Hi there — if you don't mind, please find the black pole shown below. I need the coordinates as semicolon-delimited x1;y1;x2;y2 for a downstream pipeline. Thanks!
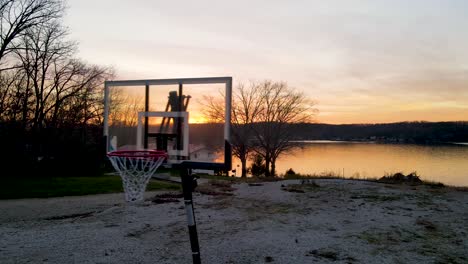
180;167;201;264
176;83;183;159
144;83;149;149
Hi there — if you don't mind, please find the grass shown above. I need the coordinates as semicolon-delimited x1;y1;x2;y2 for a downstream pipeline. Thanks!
283;171;342;179
198;170;373;183
195;180;236;196
282;171;450;189
282;171;376;182
196;173;282;183
282;181;320;193
0;175;180;199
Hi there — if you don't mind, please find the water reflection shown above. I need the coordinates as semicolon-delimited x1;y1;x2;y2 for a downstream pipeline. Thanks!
232;142;468;186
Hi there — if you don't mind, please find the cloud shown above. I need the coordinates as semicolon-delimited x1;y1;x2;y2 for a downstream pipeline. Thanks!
67;0;468;123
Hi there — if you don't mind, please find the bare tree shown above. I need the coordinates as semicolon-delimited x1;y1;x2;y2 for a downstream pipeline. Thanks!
5;19;111;132
0;0;63;67
0;0;114;176
202;83;263;177
202;81;315;177
252;81;315;176
232;83;263;177
108;89;145;127
0;68;26;121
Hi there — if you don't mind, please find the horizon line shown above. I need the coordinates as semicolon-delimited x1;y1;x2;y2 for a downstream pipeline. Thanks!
189;120;468;125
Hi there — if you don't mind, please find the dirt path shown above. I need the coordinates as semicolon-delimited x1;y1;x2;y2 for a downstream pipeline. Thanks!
1;179;467;263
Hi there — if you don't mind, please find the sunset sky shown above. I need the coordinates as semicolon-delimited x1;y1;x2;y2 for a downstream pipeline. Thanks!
65;0;468;124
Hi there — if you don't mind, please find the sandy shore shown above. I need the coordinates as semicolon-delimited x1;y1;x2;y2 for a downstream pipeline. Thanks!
1;179;467;264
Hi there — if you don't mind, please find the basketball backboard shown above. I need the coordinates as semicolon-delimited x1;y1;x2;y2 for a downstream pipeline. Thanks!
103;77;232;170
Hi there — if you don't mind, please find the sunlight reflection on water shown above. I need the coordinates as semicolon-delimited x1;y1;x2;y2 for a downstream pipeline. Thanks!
232;142;468;186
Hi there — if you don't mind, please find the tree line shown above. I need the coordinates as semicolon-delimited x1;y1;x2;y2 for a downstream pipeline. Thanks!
286;121;468;143
0;0;112;176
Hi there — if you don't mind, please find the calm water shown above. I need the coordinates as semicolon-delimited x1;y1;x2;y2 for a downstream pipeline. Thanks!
232;141;468;186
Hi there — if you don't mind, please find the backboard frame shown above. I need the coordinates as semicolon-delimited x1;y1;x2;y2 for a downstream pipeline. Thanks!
136;111;189;158
103;77;232;170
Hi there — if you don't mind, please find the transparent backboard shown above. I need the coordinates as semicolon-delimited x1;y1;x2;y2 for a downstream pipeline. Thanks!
103;77;232;170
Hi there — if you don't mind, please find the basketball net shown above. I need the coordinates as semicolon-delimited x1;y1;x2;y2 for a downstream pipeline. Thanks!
108;151;167;202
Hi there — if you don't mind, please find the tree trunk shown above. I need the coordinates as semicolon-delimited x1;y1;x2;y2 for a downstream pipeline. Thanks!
240;157;247;177
264;153;271;177
271;157;276;177
22;78;31;130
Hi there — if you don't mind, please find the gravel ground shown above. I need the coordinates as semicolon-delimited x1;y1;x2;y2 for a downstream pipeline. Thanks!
1;179;467;264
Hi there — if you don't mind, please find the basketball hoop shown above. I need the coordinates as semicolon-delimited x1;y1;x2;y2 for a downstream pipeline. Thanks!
107;150;168;202
104;77;233;264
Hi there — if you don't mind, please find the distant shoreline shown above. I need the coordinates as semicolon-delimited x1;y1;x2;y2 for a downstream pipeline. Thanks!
450;142;468;146
291;140;375;144
290;140;468;146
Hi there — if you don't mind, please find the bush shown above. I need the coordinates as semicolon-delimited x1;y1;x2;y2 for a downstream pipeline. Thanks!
0;123;106;177
249;155;266;177
285;168;296;175
378;171;423;184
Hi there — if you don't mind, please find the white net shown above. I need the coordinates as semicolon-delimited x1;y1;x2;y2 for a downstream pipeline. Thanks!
108;155;165;202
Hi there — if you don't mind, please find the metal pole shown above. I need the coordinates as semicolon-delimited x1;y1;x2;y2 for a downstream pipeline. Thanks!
144;83;150;149
176;83;183;159
103;82;110;151
224;78;233;172
180;168;201;264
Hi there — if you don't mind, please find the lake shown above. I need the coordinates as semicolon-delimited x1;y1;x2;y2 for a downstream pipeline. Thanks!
232;141;468;186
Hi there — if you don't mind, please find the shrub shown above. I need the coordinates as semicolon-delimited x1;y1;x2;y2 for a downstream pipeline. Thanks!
249;155;266;177
378;171;425;185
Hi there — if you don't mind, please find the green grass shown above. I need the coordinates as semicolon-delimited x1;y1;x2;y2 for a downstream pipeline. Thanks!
0;175;180;199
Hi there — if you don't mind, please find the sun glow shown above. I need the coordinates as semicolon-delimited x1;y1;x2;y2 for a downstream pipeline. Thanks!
189;115;208;124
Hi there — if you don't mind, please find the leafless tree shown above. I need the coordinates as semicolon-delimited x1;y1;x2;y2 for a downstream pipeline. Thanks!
0;0;114;175
108;89;145;127
0;0;63;68
0;68;26;121
202;81;314;177
0;19;111;132
253;81;315;176
202;83;263;177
